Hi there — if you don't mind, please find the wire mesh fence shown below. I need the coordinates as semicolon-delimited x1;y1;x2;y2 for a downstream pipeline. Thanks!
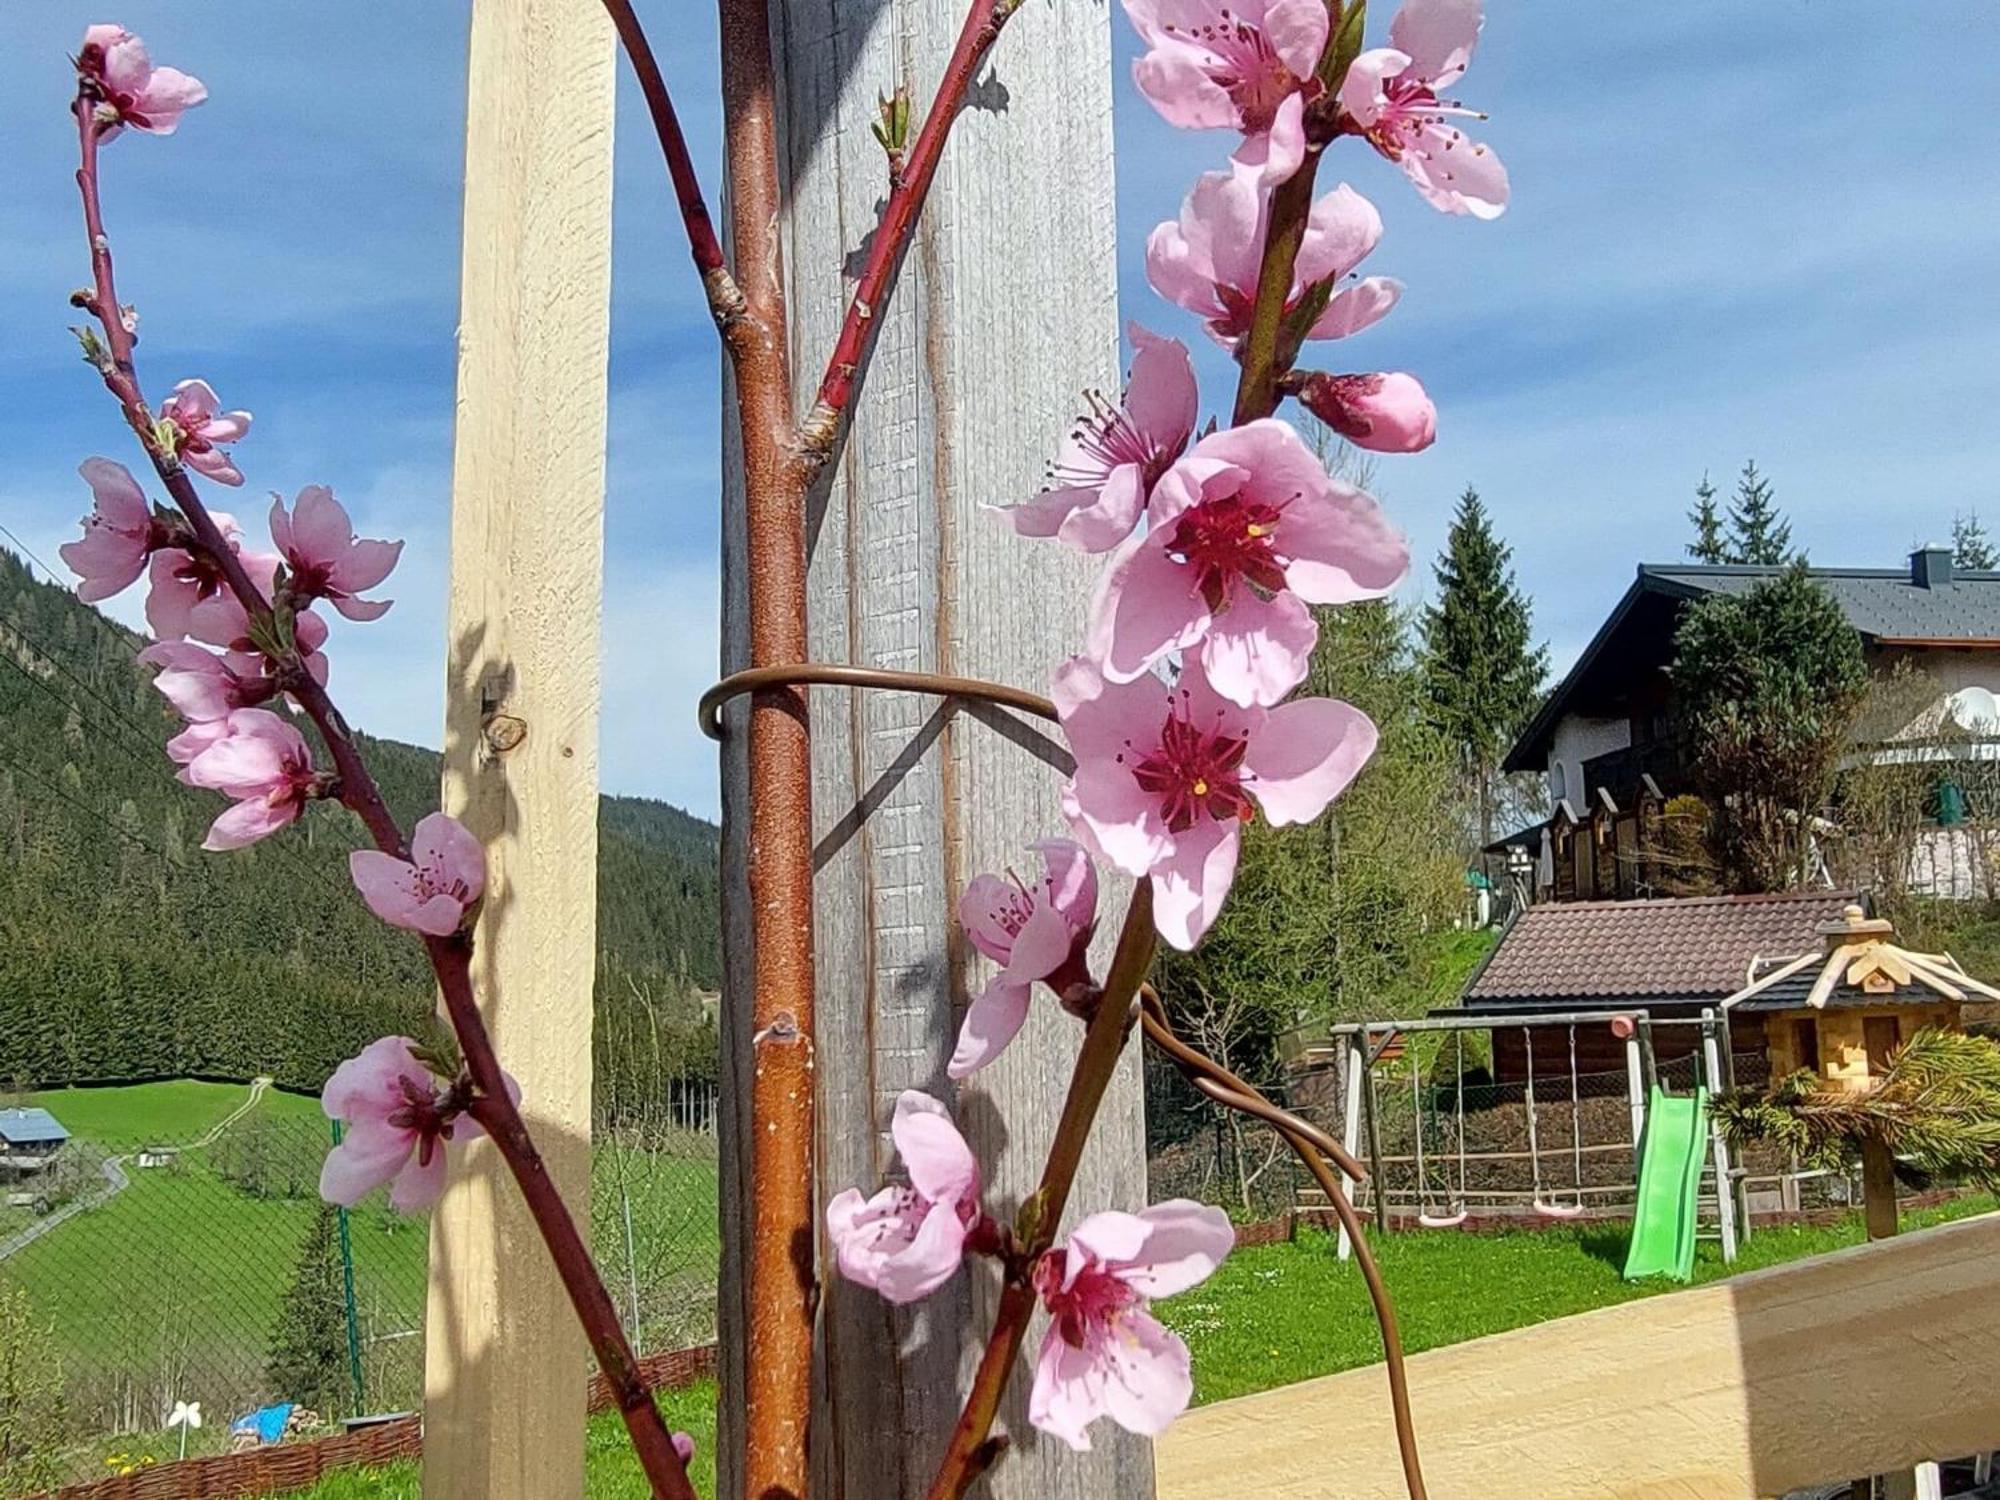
0;1081;718;1493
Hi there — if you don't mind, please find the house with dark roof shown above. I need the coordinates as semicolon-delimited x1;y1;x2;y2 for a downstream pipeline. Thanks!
1495;548;2000;904
0;1107;69;1175
1454;890;1861;1080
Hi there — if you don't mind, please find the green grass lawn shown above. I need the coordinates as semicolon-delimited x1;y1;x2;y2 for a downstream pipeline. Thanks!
261;1194;1998;1498
2;1079;721;1489
20;1079;306;1147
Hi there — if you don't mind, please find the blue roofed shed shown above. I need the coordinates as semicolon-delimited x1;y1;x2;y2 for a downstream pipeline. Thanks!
0;1107;70;1173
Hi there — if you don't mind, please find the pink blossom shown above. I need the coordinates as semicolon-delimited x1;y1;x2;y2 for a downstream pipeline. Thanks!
269;486;402;622
1055;654;1377;948
824;1091;986;1304
1088;419;1408;708
60;458;159;602
136;640;267;723
160;380;251;486
951;839;1099;1079
144;512;280;642
1147;166;1402;350
188;584;331;691
182;706;320;850
1003;326;1197;553
349;813;487;937
319;1037;507;1213
1028;1200;1233;1450
77;25;207;137
1338;0;1507;219
1294;371;1436;452
671;1434;695;1466
1124;0;1328;186
165;718;230;786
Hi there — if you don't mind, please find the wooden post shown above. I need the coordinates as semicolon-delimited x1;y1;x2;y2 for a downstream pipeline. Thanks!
1337;1033;1366;1262
426;1;616;1495
1861;1136;1901;1241
1701;1011;1737;1264
716;2;1147;1496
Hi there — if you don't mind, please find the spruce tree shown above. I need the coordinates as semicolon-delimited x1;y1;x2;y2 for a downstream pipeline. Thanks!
1725;459;1792;564
267;1201;352;1416
1419;488;1550;850
1686;473;1728;564
1953;512;1998;570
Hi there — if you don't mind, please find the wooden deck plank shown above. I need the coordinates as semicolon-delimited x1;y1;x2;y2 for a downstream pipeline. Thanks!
1160;1213;2000;1499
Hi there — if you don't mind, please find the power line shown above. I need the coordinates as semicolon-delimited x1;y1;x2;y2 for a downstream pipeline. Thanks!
0;521;63;584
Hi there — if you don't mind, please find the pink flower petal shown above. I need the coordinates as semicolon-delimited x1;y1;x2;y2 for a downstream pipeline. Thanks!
1087;529;1208;685
1097;1308;1194;1437
1244;696;1378;826
1199;587;1319;708
891;1091;978;1207
1149;816;1241;951
957;873;1025;964
948;978;1034;1080
1116;1199;1237;1296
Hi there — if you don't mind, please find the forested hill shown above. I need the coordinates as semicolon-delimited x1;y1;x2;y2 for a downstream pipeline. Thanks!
0;547;720;1098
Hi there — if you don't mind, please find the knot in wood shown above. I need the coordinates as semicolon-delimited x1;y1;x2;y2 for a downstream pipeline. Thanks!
482;713;529;754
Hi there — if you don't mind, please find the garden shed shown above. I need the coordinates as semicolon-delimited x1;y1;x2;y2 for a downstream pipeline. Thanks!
0;1106;69;1174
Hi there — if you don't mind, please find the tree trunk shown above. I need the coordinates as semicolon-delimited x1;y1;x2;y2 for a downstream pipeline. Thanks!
717;3;1150;1497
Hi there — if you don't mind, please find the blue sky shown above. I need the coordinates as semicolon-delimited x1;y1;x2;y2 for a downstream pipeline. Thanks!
4;4;1998;821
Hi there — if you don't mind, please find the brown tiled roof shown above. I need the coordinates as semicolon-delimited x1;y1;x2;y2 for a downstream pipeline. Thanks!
1463;892;1862;1003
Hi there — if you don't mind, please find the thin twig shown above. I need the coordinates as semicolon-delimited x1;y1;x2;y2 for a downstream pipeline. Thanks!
797;0;1024;467
598;0;750;332
71;89;694;1500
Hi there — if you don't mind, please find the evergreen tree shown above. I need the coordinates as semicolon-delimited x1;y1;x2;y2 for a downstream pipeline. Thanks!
1419;488;1549;850
267;1201;351;1415
1673;562;1866;891
1953;512;1998;570
1686;473;1728;564
1724;459;1792;565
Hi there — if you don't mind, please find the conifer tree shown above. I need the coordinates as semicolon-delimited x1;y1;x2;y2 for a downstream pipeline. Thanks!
1686;473;1728;564
1953;512;1998;570
267;1201;351;1415
1725;459;1792;564
1419;487;1549;850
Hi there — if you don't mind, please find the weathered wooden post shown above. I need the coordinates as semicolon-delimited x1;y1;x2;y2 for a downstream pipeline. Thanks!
426;0;617;1494
717;2;1151;1496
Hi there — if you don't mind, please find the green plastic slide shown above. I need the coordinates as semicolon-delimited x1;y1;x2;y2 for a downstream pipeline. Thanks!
1622;1084;1709;1282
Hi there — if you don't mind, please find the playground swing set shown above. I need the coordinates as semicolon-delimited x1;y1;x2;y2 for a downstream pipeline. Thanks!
1331;1008;1744;1279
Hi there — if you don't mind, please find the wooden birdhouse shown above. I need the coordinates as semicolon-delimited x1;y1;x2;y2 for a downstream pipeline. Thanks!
1723;904;2000;1091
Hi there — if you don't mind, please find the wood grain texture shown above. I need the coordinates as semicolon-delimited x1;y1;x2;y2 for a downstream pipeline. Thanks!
716;2;1149;1496
426;2;616;1495
1159;1211;2000;1499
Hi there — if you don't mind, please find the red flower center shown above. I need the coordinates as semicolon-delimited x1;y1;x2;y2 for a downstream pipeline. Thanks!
1127;692;1253;834
1164;491;1289;611
1162;14;1299;135
1033;1251;1139;1350
1051;389;1177;491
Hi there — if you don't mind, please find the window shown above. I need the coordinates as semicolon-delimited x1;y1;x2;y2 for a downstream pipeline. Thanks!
1549;762;1567;801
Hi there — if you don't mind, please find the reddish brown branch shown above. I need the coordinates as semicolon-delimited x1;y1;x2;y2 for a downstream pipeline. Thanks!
797;0;1023;466
73;88;694;1500
714;0;818;1493
599;0;753;338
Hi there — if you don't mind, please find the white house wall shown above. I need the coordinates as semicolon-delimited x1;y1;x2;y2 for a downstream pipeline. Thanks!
1545;715;1632;806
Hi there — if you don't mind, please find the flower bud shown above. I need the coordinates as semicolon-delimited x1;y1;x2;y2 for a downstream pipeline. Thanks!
1295;371;1436;453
